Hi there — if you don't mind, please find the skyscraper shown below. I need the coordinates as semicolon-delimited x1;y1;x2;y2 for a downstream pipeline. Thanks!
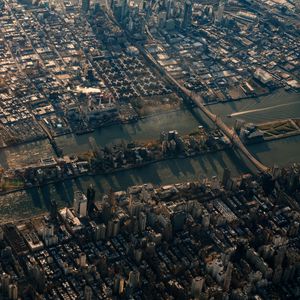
1;273;11;295
215;0;225;23
114;274;125;295
222;168;231;188
166;0;172;19
50;199;58;220
191;276;204;299
82;0;90;13
296;0;300;12
84;285;93;300
121;0;128;23
87;185;96;215
31;261;45;292
128;270;140;288
139;211;147;232
0;227;3;241
8;284;18;300
73;191;88;218
223;262;233;291
182;0;193;29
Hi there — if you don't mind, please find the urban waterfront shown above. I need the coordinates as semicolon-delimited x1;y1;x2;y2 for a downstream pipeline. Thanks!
1;0;300;298
0;90;299;223
1;89;299;168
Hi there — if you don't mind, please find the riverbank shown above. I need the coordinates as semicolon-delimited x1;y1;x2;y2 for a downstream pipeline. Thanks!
2;125;300;197
1;89;298;169
0;149;254;224
2;132;300;224
2;88;297;152
0;89;299;223
0;128;230;196
2;115;300;196
0;149;223;197
0;107;183;153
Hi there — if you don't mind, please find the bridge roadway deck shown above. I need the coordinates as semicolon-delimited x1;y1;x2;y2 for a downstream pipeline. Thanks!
189;91;269;173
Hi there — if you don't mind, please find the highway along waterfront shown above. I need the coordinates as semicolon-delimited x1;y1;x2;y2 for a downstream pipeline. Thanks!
0;89;299;222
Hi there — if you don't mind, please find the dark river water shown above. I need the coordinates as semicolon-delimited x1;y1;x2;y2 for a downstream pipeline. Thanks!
0;89;299;223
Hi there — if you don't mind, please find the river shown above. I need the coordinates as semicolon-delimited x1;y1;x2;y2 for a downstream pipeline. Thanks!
0;89;299;223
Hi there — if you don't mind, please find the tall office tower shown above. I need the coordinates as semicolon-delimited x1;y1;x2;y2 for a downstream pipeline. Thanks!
87;185;96;215
84;285;93;300
288;221;299;237
142;0;147;10
108;188;117;209
223;262;233;291
112;219;120;236
31;261;45;292
202;210;210;228
171;210;187;232
78;252;87;268
0;226;3;241
272;266;283;284
296;0;300;12
121;0;128;23
222;168;231;188
139;12;146;34
98;223;106;240
166;0;172;19
139;211;147;231
50;199;58;220
114;274;125;295
99;254;108;275
215;0;225;23
107;219;114;238
191;276;204;299
182;0;193;29
8;284;18;300
82;0;90;13
73;191;88;218
111;0;115;11
128;270;140;288
1;273;11;295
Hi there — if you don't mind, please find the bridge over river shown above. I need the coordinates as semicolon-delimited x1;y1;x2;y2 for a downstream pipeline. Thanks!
101;3;270;174
139;47;270;174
